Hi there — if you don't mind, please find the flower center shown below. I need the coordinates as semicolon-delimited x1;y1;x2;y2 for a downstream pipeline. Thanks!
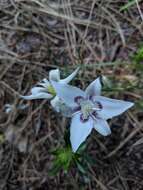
80;100;94;120
74;96;103;122
47;85;56;96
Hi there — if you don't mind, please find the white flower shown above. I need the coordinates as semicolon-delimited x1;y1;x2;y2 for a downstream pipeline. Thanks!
51;78;134;152
21;68;79;112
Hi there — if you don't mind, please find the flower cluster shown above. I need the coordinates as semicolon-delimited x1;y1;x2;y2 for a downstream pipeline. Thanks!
22;68;134;152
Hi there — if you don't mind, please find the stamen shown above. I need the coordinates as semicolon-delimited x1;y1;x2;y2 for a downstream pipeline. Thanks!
80;101;93;121
92;107;102;111
73;97;103;123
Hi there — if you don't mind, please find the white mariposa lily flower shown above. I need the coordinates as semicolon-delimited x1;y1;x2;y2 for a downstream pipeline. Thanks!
21;68;79;112
51;78;134;152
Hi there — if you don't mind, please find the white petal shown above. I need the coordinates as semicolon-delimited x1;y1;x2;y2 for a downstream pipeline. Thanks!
50;96;61;112
60;67;80;84
93;118;111;136
95;96;134;119
51;96;73;117
85;77;102;96
31;87;46;94
49;69;60;82
21;92;53;100
70;113;93;152
38;78;50;88
51;81;85;108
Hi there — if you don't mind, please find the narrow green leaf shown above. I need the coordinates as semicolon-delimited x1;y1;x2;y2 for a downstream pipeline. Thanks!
120;0;142;11
76;161;87;174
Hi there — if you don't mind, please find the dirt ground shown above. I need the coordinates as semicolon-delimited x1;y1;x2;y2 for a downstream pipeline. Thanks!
0;1;143;190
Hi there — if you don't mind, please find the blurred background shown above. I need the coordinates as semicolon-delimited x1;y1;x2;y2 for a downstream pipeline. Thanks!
0;0;143;189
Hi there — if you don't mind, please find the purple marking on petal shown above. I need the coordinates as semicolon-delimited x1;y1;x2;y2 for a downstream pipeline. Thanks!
80;114;89;123
91;97;103;110
89;95;96;103
89;95;93;101
74;96;84;105
97;102;103;109
73;106;81;112
92;111;97;118
91;111;102;120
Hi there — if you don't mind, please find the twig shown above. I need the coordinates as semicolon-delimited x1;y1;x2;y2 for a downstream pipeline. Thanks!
105;112;143;158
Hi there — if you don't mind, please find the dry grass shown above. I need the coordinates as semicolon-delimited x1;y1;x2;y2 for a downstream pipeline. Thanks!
0;0;143;189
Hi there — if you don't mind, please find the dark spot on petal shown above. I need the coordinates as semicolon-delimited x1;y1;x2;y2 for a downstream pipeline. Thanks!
73;106;81;112
97;102;103;109
89;95;96;103
89;95;93;101
92;111;97;117
74;96;84;105
80;114;89;123
89;96;103;110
